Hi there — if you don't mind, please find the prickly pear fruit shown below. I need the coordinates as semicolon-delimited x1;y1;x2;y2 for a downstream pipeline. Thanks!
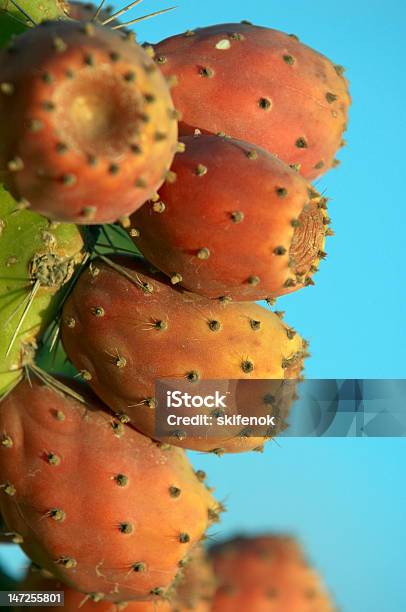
67;2;113;22
61;256;307;453
0;0;67;48
19;545;215;611
173;545;216;611
0;186;83;397
154;23;350;180
210;535;335;612
0;378;219;601
0;20;178;224
130;134;329;301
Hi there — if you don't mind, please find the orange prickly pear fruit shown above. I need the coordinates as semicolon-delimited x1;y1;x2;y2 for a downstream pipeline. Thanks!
0;378;219;602
211;535;335;611
61;256;307;453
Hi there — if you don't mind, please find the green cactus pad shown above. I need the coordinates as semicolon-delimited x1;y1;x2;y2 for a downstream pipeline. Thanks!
0;185;83;397
0;0;68;47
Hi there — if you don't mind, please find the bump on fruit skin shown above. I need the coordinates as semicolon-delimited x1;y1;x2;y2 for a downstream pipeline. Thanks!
0;20;178;223
61;256;307;453
0;186;83;397
154;23;351;180
130;135;329;301
210;535;335;612
0;378;218;601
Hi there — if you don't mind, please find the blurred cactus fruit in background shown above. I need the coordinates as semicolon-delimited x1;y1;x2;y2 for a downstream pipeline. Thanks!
130;134;330;301
0;20;178;223
18;545;215;611
66;1;124;31
0;186;83;397
210;535;335;611
154;22;351;180
61;256;307;453
67;2;114;22
0;377;221;601
172;544;216;611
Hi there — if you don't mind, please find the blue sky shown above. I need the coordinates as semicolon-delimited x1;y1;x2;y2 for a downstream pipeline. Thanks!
1;1;406;611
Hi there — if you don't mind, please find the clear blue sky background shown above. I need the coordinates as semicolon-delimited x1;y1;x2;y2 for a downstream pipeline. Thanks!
1;1;406;611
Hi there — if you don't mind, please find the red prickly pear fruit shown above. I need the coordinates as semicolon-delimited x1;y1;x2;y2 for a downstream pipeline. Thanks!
61;256;307;453
0;378;219;602
154;23;351;180
66;2;130;34
0;21;178;224
66;2;122;29
67;2;114;22
210;535;335;612
19;545;215;611
130;134;329;301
